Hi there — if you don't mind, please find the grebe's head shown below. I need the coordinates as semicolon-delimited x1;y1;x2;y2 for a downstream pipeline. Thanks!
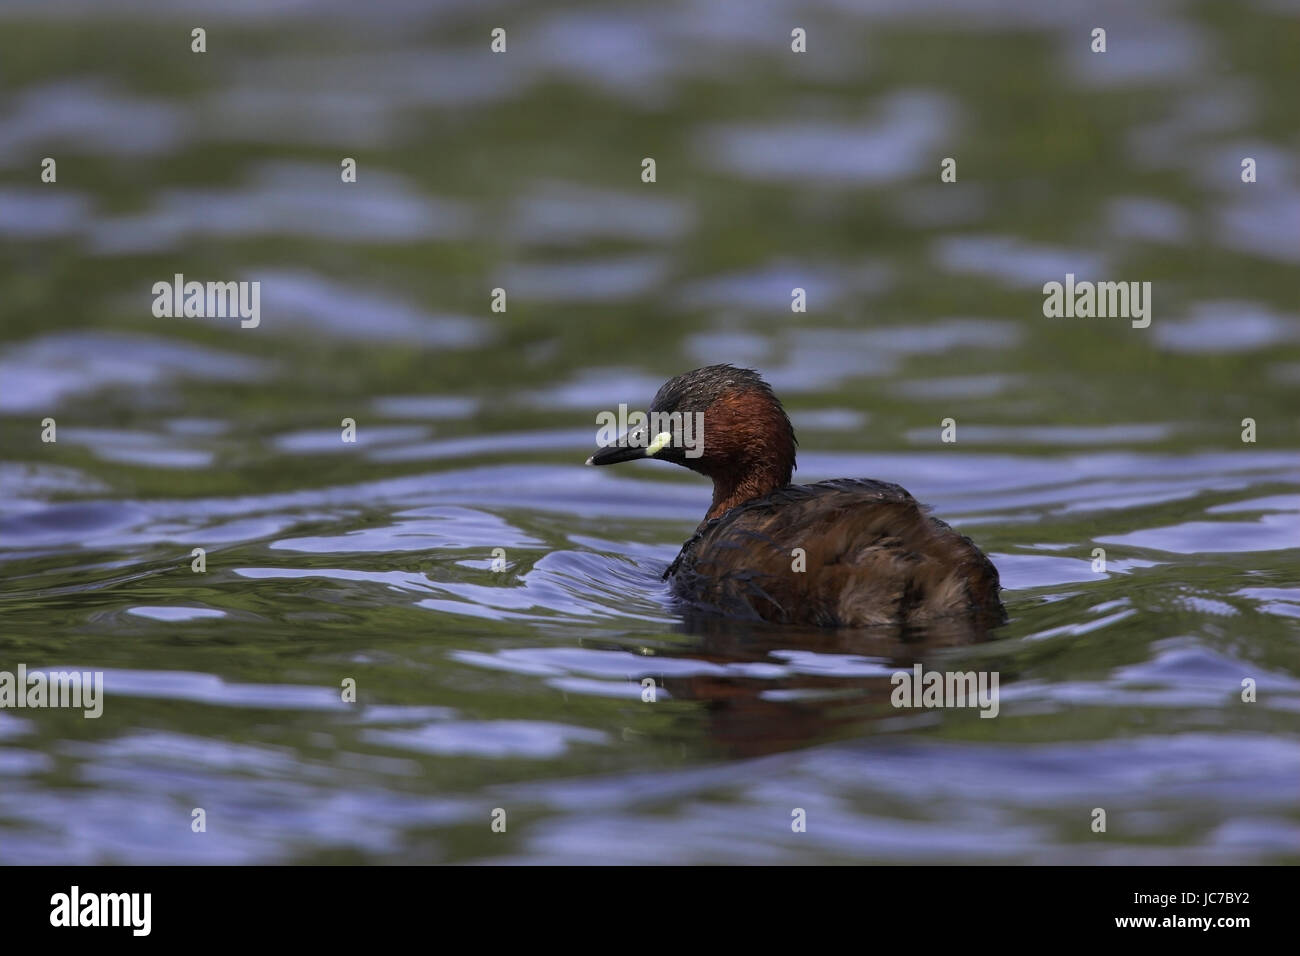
586;366;797;509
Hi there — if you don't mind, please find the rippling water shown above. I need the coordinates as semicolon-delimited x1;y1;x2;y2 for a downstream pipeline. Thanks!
1;0;1298;864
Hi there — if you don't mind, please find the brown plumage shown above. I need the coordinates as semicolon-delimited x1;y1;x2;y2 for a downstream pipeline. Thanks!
587;365;1003;628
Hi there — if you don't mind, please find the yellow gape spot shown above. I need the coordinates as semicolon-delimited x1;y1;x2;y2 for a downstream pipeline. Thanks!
645;431;672;456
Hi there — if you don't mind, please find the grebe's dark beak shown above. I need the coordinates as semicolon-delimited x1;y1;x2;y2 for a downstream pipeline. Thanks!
585;444;647;467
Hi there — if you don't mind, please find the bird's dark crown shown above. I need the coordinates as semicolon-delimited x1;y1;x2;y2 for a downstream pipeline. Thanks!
650;364;775;417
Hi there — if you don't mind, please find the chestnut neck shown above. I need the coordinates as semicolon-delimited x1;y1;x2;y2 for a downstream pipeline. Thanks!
705;460;790;524
695;387;796;524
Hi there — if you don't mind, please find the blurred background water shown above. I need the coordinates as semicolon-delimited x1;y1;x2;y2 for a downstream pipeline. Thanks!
1;0;1298;864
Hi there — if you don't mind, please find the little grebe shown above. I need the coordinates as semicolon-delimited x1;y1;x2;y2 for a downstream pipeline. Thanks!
587;365;1003;628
